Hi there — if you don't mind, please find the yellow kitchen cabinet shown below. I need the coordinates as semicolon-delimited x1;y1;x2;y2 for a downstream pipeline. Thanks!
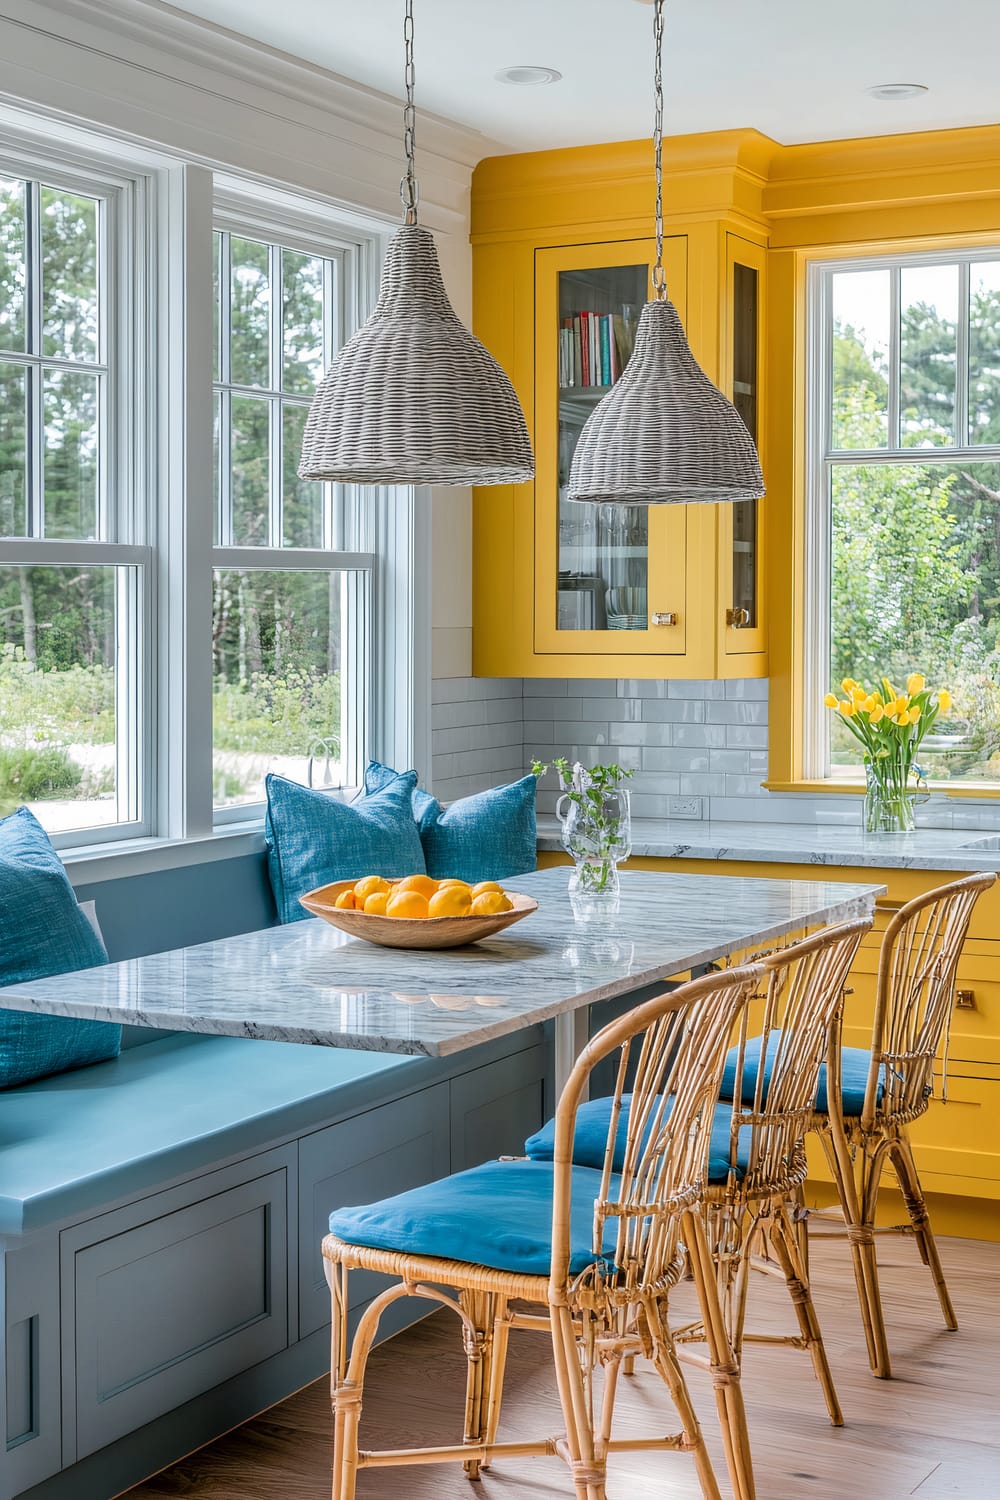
471;136;770;681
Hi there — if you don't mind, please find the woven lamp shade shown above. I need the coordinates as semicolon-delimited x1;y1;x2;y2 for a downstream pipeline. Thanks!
299;225;534;487
565;298;765;505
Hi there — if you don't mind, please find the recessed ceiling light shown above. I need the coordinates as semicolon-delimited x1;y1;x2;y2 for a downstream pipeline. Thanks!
867;82;929;101
495;65;563;86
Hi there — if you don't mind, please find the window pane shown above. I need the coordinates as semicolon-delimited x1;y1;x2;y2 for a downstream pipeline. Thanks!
43;369;99;539
0;363;26;536
41;186;99;363
231;394;270;545
282;250;324;394
282;403;323;547
230;236;270;388
831;269;889;448
969;261;1000;444
213;568;343;808
213;391;221;544
0;564;119;831
830;460;1000;782
0;178;26;353
900;263;958;446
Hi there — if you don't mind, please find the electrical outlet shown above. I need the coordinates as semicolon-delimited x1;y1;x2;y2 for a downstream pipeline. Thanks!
668;796;703;819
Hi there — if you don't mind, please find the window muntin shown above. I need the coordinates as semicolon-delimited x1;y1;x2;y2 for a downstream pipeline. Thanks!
813;251;1000;785
0;168;149;838
212;228;365;815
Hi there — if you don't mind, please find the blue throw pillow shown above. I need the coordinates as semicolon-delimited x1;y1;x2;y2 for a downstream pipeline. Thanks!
419;775;537;883
363;759;437;823
0;807;120;1089
264;771;427;924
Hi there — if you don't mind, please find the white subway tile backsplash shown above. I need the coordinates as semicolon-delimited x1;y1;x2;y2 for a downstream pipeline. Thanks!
725;724;768;749
608;722;674;747
638;698;706;723
644;746;710;773
667;679;726;699
705;700;768;725
710;749;752;774
724;679;769;700
672;723;728;748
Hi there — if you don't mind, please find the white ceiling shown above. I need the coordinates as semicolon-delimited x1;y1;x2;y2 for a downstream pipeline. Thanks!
165;0;1000;154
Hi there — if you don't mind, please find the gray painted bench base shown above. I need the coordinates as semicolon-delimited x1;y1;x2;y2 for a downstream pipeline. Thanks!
2;1029;549;1500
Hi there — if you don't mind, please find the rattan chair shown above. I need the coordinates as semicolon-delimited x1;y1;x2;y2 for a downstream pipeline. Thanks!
677;918;870;1430
322;963;763;1500
810;872;996;1379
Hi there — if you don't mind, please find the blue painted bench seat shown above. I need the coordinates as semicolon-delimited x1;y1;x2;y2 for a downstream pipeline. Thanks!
0;1032;419;1237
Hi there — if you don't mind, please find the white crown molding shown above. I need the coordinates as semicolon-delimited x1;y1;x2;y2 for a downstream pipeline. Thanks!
0;0;497;229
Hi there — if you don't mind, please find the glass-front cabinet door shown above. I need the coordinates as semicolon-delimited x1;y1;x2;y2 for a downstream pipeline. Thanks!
719;233;766;662
534;239;689;656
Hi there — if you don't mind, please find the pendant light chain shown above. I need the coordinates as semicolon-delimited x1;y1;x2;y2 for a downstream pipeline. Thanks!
400;0;419;224
652;0;667;300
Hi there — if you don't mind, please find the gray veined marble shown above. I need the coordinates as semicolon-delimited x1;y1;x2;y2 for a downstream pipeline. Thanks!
538;815;1000;873
0;869;883;1058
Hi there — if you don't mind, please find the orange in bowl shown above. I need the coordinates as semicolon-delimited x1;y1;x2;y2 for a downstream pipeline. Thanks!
354;874;390;903
395;873;439;899
386;889;429;920
334;889;357;910
362;890;390;916
428;884;472;918
471;880;502;897
469;889;513;916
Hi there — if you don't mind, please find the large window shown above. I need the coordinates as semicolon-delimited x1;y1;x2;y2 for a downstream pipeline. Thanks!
0;166;149;837
212;227;367;814
810;251;1000;785
0;138;383;850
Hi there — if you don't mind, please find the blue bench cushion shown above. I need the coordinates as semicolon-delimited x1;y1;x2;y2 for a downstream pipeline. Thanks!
364;760;537;883
330;1158;619;1277
0;1032;417;1236
524;1096;743;1182
265;770;426;923
719;1033;882;1116
1;806;120;1089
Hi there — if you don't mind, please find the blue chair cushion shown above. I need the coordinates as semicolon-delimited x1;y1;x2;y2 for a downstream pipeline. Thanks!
329;1158;620;1277
718;1033;883;1117
364;760;538;883
524;1095;743;1182
264;770;426;924
0;806;120;1089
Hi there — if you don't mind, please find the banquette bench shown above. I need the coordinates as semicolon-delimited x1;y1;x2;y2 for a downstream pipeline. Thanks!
1;1023;548;1500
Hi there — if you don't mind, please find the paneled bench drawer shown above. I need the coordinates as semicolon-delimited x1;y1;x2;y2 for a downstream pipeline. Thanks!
62;1148;292;1462
298;1084;451;1339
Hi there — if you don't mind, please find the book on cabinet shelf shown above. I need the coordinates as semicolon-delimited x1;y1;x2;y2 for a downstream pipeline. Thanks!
559;310;637;390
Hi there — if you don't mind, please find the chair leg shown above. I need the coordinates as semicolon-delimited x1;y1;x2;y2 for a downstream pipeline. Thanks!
459;1290;499;1479
818;1121;893;1379
482;1301;512;1456
644;1297;724;1500
769;1201;843;1427
889;1132;958;1332
550;1302;606;1500
683;1208;756;1500
330;1282;414;1500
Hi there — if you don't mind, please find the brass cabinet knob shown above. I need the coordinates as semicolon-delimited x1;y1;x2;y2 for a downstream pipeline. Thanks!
651;610;678;626
726;607;752;628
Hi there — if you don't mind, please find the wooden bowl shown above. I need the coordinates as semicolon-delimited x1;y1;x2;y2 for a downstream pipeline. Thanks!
299;879;538;950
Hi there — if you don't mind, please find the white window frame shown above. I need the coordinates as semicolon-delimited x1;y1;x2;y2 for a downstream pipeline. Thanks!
0;133;157;847
804;246;1000;783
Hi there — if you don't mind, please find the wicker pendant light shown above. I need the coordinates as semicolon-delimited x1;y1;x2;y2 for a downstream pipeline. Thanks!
299;1;533;487
566;0;764;505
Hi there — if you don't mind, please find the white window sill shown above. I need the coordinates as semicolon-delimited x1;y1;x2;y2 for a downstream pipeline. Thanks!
62;823;267;887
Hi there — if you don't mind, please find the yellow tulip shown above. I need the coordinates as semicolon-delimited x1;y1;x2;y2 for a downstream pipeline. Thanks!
907;673;926;694
841;678;856;695
883;678;898;702
839;700;857;718
895;713;910;727
908;705;921;723
823;692;838;708
869;702;885;724
938;689;953;714
863;694;879;712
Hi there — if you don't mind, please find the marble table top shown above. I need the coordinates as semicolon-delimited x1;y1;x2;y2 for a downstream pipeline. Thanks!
1;868;883;1058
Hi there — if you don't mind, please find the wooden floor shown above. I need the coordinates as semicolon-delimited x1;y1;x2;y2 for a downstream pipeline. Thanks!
128;1232;1000;1500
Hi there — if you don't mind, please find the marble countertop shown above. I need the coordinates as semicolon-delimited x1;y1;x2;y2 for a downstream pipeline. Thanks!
537;816;1000;873
1;868;882;1058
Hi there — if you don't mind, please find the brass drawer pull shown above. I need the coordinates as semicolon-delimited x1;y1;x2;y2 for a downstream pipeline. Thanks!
651;611;678;626
955;989;977;1011
726;606;751;628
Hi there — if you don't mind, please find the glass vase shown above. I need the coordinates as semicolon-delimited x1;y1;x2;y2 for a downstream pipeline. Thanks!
863;765;917;834
556;785;632;920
